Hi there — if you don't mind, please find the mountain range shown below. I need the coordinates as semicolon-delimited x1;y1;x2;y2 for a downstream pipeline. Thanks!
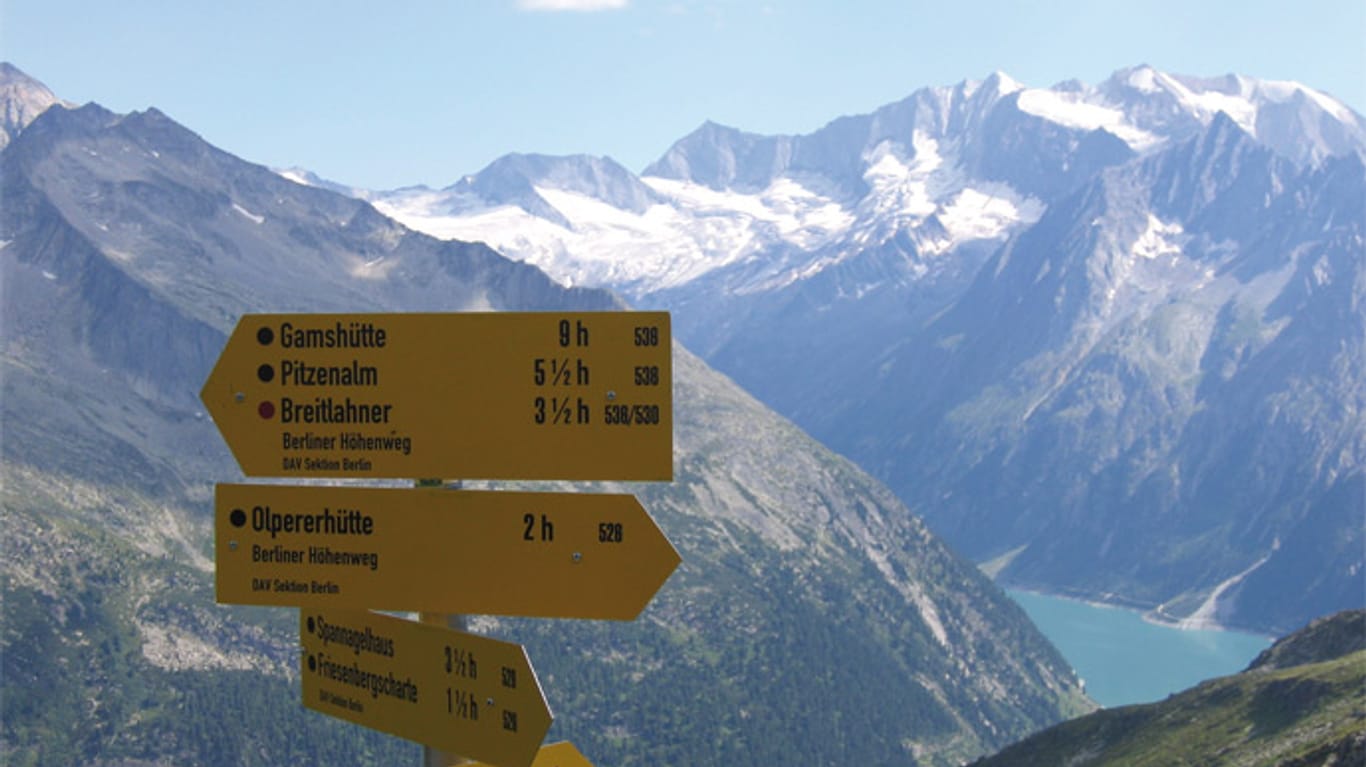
0;64;1090;766
348;65;1366;636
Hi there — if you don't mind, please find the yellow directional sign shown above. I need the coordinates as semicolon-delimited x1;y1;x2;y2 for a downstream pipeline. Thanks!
468;741;594;767
301;608;551;767
200;312;672;480
215;484;681;620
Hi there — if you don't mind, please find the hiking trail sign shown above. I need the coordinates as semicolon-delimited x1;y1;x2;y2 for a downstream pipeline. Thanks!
200;312;672;480
300;608;552;767
204;311;678;767
215;484;680;620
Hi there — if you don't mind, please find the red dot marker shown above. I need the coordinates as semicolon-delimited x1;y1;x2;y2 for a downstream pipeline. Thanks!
258;401;275;420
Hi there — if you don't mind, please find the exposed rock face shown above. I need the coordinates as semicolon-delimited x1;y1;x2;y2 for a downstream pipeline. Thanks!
1;67;1089;766
367;66;1365;634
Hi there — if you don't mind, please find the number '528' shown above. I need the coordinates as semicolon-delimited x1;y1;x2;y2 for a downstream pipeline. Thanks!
598;522;623;542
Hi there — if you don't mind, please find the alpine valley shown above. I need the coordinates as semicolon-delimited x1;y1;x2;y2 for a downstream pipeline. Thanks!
352;65;1366;637
0;63;1092;766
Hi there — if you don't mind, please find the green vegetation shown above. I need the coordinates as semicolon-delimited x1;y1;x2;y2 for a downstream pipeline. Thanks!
974;611;1366;766
1;97;1091;765
1;474;417;766
2;454;1084;766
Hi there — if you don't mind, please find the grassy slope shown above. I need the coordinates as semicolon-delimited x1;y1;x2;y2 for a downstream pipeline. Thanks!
975;648;1366;766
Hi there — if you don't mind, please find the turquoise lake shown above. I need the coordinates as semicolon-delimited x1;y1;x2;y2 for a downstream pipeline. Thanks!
1007;589;1273;708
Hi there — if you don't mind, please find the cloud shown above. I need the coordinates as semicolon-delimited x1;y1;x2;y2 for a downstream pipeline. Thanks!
517;0;628;11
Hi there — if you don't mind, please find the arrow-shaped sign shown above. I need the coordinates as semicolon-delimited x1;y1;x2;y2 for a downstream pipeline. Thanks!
301;608;551;767
216;484;681;620
200;312;672;480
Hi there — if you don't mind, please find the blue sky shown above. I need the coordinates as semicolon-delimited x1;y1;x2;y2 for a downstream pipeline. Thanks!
4;1;1362;189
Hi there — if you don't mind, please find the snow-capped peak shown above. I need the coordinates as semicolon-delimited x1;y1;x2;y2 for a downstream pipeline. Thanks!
1015;87;1163;151
1101;66;1365;165
1;62;74;149
273;166;371;199
982;70;1026;97
338;65;1360;305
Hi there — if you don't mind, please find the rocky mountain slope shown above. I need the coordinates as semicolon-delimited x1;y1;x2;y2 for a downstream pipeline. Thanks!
355;66;1366;635
0;65;1090;766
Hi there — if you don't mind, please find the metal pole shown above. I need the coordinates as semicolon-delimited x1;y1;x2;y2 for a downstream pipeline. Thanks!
417;480;472;767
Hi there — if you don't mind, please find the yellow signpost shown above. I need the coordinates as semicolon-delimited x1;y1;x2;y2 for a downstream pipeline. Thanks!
215;484;681;620
300;608;552;767
200;312;672;480
204;310;679;766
